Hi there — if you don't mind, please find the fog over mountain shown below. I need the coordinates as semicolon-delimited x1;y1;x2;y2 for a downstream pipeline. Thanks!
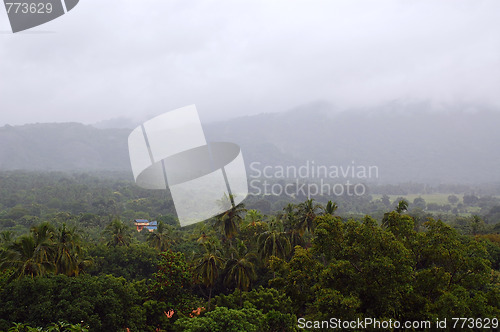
0;101;499;184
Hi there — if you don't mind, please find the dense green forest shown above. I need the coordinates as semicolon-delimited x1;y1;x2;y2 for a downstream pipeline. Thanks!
0;172;499;331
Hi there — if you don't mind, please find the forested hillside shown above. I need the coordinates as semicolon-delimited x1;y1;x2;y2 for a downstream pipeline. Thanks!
0;123;130;172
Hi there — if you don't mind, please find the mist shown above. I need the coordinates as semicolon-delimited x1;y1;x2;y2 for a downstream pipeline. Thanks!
1;0;500;126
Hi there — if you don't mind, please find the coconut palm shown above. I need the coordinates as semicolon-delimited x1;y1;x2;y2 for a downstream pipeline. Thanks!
0;230;14;248
258;221;291;262
283;203;296;219
296;199;322;235
192;222;216;244
280;203;305;248
30;222;56;262
194;242;225;308
104;218;131;247
323;200;338;215
395;200;409;214
282;203;297;231
215;196;246;240
287;228;305;250
0;222;88;278
0;234;54;278
147;221;173;251
53;224;83;276
224;241;257;293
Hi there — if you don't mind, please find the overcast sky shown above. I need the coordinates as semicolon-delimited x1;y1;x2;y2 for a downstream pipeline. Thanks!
0;0;499;126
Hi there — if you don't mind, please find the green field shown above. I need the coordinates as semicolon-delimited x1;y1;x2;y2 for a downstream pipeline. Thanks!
371;193;458;205
370;193;492;216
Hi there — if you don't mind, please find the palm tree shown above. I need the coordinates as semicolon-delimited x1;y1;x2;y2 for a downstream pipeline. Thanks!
215;196;246;240
194;242;225;308
395;200;409;214
282;203;297;231
0;231;14;248
282;203;296;222
323;200;338;215
258;221;291;262
53;224;83;276
296;199;322;235
224;241;257;294
193;223;216;244
147;221;173;251
0;234;54;278
30;222;56;263
103;218;131;246
280;204;305;248
0;222;88;278
287;227;305;249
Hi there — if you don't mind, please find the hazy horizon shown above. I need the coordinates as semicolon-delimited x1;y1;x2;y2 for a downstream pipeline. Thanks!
1;98;499;129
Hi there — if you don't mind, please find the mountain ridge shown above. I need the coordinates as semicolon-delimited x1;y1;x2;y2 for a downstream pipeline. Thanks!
1;103;499;184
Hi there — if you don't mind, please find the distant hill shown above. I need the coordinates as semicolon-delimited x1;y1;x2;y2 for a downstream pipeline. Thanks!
1;102;499;184
206;102;500;184
0;123;131;172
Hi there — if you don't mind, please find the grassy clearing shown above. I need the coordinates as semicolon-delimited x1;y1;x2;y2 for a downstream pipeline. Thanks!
371;193;458;205
370;194;487;216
